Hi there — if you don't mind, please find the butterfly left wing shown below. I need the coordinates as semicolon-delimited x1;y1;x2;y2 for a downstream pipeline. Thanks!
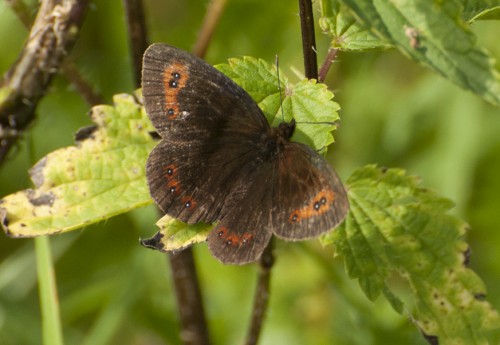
270;142;349;240
142;44;271;224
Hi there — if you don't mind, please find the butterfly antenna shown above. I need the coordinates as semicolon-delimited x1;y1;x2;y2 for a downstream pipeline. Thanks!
275;55;286;123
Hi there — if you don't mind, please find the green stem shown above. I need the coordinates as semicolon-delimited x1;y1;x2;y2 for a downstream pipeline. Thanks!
35;236;63;345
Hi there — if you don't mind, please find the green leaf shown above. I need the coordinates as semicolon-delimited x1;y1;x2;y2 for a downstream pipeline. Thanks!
216;56;341;151
319;1;392;50
140;215;212;252
0;93;156;237
463;0;500;21
323;165;500;344
321;0;500;106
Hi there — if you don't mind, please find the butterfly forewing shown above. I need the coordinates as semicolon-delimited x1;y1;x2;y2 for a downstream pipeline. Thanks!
142;44;268;138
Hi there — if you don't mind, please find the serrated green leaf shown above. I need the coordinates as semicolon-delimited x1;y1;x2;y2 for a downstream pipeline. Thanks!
216;56;286;107
216;57;340;151
322;0;500;105
463;0;500;21
319;0;392;50
323;165;500;344
0;93;156;237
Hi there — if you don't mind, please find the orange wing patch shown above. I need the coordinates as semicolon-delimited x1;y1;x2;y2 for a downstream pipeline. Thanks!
162;62;189;120
217;226;253;247
289;189;335;223
161;163;197;210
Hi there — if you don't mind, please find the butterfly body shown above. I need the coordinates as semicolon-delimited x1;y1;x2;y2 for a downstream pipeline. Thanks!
142;44;348;264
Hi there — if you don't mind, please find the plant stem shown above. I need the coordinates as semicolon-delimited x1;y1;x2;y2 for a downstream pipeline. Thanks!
60;62;104;106
123;0;149;88
192;0;228;58
245;239;275;345
35;236;63;345
168;248;211;345
298;0;318;79
318;47;339;83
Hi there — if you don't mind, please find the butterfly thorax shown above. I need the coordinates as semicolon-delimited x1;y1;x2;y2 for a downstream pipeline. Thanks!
257;120;296;162
277;119;296;139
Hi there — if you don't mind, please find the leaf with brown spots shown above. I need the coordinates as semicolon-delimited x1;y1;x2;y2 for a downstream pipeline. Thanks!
0;93;156;237
323;165;500;344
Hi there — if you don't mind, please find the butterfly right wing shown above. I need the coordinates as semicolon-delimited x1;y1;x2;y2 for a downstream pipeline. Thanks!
206;140;349;264
270;142;349;240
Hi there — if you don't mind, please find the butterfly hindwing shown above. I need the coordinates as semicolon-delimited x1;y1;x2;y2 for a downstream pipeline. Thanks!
207;159;276;264
206;142;348;264
271;142;349;239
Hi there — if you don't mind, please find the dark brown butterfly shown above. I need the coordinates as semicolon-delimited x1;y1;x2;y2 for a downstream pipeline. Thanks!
141;44;349;265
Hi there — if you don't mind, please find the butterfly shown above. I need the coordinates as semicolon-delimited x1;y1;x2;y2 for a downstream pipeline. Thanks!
141;44;349;265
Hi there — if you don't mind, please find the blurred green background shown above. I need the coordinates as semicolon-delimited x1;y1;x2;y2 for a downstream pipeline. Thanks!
0;1;499;344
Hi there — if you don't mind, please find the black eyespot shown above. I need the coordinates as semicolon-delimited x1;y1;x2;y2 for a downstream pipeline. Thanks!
226;240;232;245
169;80;178;88
169;186;176;193
314;202;320;210
172;72;181;79
218;231;224;237
167;108;175;116
166;168;174;175
292;214;298;222
320;197;327;204
185;201;191;208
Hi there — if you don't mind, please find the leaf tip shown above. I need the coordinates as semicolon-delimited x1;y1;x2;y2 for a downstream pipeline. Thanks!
74;125;98;142
0;205;10;235
140;232;165;251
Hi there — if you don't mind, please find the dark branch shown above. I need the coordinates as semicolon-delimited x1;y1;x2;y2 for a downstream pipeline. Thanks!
6;0;103;106
0;0;91;165
245;239;275;345
168;248;211;345
123;0;149;88
298;0;318;80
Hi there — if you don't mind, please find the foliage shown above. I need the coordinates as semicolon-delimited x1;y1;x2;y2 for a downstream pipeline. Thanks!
0;93;155;237
0;1;499;345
